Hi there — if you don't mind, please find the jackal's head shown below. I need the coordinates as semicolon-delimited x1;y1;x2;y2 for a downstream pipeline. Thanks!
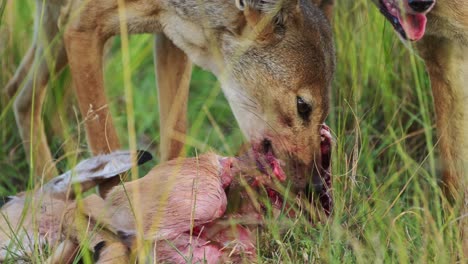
372;0;435;41
214;0;335;190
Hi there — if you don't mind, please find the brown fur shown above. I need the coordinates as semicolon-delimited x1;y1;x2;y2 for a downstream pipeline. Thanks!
5;0;335;196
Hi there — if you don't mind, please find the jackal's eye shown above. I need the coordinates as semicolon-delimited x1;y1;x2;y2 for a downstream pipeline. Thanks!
297;96;312;121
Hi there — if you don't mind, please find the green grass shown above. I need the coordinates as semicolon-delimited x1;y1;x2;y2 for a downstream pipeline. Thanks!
0;0;464;262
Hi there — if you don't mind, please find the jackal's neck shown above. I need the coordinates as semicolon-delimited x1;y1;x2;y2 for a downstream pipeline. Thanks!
159;0;243;74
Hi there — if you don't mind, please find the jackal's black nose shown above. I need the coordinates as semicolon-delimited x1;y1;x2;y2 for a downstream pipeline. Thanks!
408;0;435;13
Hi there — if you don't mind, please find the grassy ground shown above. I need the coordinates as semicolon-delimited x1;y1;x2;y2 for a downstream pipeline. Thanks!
0;0;464;262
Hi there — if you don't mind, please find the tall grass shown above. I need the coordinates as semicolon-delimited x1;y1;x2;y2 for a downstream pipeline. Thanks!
0;0;463;262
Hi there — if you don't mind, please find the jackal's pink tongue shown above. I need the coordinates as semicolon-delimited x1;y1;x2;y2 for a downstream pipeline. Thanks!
400;13;427;41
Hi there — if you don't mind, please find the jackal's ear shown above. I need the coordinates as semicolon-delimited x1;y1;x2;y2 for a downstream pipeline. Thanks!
235;0;300;43
44;150;153;198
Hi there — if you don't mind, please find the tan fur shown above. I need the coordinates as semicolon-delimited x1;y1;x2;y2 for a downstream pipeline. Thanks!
5;0;335;194
155;35;192;162
415;1;468;257
375;0;468;257
4;1;68;178
414;1;468;199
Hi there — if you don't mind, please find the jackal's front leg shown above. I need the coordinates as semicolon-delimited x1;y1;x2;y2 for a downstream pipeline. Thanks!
5;0;71;179
421;41;468;202
64;30;121;196
155;34;192;161
430;81;468;258
419;38;468;258
64;31;120;155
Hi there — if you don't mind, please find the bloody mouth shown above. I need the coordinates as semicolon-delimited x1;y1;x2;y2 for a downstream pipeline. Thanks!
378;0;428;41
252;124;334;216
253;139;287;182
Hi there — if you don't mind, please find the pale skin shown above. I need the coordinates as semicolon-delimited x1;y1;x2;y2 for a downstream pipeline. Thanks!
0;151;286;263
5;0;335;197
